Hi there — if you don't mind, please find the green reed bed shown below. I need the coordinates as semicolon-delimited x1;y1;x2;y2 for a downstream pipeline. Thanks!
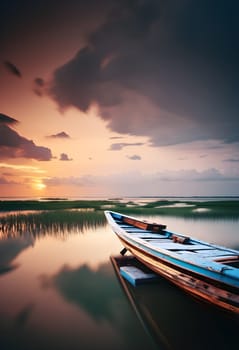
0;210;106;238
1;200;239;238
0;200;120;212
115;200;239;219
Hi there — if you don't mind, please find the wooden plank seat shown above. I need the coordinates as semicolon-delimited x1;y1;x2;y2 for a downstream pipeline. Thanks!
123;216;166;232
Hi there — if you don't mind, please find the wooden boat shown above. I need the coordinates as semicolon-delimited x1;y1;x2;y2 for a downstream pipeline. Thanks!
111;255;239;350
105;211;239;314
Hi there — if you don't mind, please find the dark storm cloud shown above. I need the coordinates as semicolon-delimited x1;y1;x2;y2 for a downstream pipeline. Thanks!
3;61;22;77
109;142;144;151
47;131;70;139
0;113;19;125
0;124;52;161
0;0;112;53
48;0;239;146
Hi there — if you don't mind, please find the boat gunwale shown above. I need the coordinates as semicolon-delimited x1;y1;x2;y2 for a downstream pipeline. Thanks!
105;210;239;288
116;232;239;295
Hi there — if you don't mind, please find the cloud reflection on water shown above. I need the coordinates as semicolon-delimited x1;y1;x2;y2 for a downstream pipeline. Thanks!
40;257;239;350
41;262;123;321
39;260;154;350
0;235;34;275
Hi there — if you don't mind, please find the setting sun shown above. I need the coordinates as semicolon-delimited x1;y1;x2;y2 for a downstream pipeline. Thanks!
1;0;239;199
34;182;46;191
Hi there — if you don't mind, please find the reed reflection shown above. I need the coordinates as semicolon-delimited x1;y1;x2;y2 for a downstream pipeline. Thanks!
0;210;106;238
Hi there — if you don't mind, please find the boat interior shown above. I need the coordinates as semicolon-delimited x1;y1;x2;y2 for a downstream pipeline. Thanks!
112;213;239;267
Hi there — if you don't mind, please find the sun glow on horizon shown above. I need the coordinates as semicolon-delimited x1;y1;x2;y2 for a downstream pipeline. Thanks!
34;182;46;191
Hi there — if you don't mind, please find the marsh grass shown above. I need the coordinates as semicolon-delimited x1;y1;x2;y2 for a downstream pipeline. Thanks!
0;200;118;212
0;200;239;239
1;199;239;217
131;200;239;219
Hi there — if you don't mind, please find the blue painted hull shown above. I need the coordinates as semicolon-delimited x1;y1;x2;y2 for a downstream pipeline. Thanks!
105;211;239;314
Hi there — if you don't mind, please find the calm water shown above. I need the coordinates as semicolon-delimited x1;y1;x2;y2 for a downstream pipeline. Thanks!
0;213;239;350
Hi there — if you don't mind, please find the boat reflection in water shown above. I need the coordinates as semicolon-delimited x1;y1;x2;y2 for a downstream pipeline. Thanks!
111;255;239;350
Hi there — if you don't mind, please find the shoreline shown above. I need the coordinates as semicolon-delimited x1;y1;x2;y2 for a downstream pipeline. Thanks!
0;199;239;219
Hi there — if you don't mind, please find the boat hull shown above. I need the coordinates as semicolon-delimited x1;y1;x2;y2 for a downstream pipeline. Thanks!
105;210;239;314
111;255;239;350
117;234;239;314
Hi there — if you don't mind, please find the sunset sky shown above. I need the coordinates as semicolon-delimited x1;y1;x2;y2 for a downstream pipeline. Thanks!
1;0;239;198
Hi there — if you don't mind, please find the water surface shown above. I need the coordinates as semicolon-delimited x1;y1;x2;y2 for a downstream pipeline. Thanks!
0;213;239;350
